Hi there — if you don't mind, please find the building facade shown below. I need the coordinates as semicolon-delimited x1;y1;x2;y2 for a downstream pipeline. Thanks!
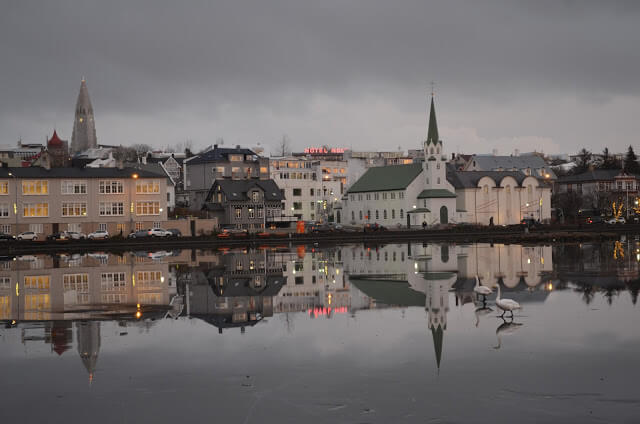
270;156;345;221
183;145;270;209
202;179;285;230
0;167;169;236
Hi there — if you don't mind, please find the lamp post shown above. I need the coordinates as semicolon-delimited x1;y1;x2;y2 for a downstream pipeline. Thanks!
130;173;139;233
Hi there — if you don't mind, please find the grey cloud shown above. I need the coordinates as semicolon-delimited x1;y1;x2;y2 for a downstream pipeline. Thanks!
1;0;639;153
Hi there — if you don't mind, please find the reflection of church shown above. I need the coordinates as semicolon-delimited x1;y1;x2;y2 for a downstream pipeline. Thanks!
77;321;101;384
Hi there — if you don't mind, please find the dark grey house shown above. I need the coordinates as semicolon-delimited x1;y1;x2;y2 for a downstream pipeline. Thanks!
183;145;270;209
202;179;286;230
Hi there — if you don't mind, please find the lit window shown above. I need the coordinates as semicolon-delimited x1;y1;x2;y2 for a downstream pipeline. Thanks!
62;202;87;217
135;201;160;216
23;203;49;217
136;181;160;194
22;180;48;195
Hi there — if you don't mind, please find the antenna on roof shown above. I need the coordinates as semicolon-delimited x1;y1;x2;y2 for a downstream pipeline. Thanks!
430;81;435;97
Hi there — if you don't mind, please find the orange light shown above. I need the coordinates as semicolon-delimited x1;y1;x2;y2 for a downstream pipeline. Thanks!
135;310;142;319
132;173;139;179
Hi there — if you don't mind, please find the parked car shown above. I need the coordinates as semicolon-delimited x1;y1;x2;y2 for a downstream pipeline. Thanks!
363;223;387;232
67;231;86;240
47;231;70;241
605;217;626;225
167;228;182;237
148;228;172;237
520;217;542;228
0;233;15;241
17;231;38;241
221;226;248;235
585;215;604;224
87;230;109;240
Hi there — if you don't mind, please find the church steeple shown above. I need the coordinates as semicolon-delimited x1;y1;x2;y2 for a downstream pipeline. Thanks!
426;95;439;146
71;79;97;153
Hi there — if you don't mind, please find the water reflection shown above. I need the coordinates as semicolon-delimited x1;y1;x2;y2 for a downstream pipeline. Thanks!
1;239;639;384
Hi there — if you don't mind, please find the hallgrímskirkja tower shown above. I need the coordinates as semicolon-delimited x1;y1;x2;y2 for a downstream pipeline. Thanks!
71;79;97;153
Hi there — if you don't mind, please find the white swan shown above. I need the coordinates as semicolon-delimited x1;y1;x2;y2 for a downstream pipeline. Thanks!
495;284;521;318
473;275;492;301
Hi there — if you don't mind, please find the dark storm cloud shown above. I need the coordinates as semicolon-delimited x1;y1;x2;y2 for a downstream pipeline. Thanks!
1;0;639;153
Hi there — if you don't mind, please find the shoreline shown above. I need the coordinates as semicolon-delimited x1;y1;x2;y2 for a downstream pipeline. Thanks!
1;224;639;255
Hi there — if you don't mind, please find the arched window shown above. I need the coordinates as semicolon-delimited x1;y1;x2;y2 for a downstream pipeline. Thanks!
430;147;434;154
383;210;387;219
440;205;448;224
400;209;404;219
437;177;440;184
384;252;388;261
391;209;395;219
351;211;355;220
436;146;440;154
359;210;363;220
375;210;379;219
392;251;397;261
367;210;371;220
441;244;449;263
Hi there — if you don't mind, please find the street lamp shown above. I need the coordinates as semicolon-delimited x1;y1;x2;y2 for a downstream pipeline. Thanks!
129;173;139;232
8;172;18;235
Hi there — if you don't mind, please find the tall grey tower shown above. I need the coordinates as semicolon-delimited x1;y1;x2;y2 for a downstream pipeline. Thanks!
71;79;97;153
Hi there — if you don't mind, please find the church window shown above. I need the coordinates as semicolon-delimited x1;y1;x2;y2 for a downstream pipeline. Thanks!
430;147;434;154
351;211;355;221
383;210;387;219
375;210;379;219
437;163;440;169
483;185;489;194
400;209;404;219
391;209;395;219
367;210;371;220
359;211;363;220
437;177;440;184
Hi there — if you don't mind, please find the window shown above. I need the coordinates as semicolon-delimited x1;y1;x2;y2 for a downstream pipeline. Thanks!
216;166;225;175
101;272;127;291
99;180;124;194
22;180;48;195
23;203;49;217
367;210;371;220
383;210;387;219
136;181;160;194
29;224;43;233
99;202;124;216
235;207;242;219
293;188;302;196
293;202;302;210
260;166;268;174
0;276;10;289
257;207;263;218
63;274;89;303
374;193;379;200
390;192;395;199
375;210;379;219
382;193;387;200
400;209;404;219
248;208;255;218
366;194;371;200
0;204;8;217
137;271;163;288
359;211;363;220
24;275;50;289
136;201;160;215
437;177;440;184
252;191;259;202
61;180;87;195
399;192;404;199
62;202;87;217
310;202;315;210
229;154;243;161
0;181;8;195
391;209;395;219
351;211;355;220
98;223;107;231
0;224;10;233
310;188;314;196
135;222;144;230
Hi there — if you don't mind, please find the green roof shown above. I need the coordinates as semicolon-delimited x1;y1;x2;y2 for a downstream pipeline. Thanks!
417;189;456;198
427;96;439;145
408;207;431;213
347;163;423;193
349;279;425;306
422;272;456;280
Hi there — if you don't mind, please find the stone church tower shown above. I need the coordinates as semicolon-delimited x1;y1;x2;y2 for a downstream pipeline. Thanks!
71;79;97;153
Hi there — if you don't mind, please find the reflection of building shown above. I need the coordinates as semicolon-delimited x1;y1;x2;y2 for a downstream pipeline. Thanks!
77;321;100;383
184;251;285;333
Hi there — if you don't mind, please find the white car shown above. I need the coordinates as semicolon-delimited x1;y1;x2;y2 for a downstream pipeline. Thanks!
88;230;109;240
148;228;171;237
67;231;86;240
606;217;626;225
17;231;38;241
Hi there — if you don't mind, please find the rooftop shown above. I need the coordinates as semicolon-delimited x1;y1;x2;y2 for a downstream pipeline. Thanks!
0;166;166;179
347;163;423;193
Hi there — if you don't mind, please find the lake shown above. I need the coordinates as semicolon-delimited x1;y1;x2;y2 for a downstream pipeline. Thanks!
1;240;639;423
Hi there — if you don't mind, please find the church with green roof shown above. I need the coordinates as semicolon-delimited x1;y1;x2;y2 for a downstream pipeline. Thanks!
343;95;459;228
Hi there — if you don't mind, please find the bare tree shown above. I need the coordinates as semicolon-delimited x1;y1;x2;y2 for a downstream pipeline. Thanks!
131;143;152;154
278;134;291;156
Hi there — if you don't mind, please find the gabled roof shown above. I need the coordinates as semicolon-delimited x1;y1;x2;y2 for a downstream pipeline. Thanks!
0;166;166;179
206;179;283;202
467;154;555;178
557;169;637;183
417;189;456;198
426;96;439;145
48;130;65;147
347;163;423;193
187;146;257;165
446;165;529;189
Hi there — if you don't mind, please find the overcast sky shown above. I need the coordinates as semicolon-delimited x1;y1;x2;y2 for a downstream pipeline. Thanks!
1;0;639;155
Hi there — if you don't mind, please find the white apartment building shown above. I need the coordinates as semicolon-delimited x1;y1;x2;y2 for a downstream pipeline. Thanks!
270;157;345;222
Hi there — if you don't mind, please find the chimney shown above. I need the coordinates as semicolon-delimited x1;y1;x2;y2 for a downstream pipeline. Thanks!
214;144;218;149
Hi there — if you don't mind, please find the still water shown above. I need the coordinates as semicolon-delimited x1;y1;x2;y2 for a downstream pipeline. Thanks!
1;240;639;423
